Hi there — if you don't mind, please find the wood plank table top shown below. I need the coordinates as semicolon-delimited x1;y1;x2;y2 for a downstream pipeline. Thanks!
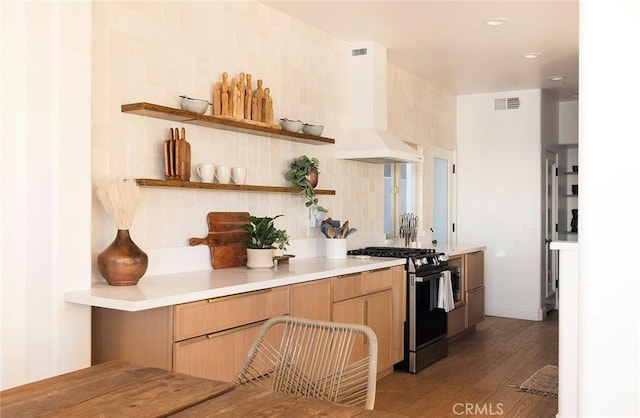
170;384;402;417
0;361;403;417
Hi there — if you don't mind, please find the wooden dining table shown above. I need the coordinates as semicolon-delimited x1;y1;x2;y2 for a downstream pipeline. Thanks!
0;360;402;417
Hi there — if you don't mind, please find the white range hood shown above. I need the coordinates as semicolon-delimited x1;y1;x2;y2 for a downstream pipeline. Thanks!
335;42;424;164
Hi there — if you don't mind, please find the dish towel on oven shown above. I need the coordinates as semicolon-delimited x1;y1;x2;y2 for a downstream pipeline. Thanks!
437;270;455;312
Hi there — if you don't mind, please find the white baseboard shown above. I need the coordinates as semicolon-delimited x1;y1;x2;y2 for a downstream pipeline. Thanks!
485;306;543;321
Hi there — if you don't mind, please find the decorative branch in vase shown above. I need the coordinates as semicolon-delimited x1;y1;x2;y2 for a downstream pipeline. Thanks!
96;179;148;286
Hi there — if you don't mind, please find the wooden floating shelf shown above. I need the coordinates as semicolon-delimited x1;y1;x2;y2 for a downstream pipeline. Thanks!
122;102;335;145
135;179;336;195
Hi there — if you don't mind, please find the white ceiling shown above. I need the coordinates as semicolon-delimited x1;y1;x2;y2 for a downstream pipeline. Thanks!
262;0;579;101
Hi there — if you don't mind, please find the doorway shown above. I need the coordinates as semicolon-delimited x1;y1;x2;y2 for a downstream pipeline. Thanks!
544;151;559;314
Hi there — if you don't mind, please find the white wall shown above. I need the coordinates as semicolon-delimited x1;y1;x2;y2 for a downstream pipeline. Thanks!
559;101;579;145
457;89;544;321
89;2;457;275
1;2;92;389
578;1;640;416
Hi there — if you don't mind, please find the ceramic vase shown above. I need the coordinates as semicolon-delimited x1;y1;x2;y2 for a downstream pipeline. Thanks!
97;229;148;286
246;248;274;269
309;168;319;188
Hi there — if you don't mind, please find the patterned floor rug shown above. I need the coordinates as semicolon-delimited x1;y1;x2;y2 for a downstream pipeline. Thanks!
518;365;558;398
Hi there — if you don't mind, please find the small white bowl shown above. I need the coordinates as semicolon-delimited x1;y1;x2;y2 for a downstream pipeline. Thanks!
303;124;324;136
280;118;303;133
179;96;211;114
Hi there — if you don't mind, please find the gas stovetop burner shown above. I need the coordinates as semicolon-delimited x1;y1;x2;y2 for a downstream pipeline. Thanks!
348;246;437;258
348;246;447;274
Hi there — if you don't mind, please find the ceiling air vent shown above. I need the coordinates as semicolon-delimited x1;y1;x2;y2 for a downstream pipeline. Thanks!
352;48;368;56
494;97;521;111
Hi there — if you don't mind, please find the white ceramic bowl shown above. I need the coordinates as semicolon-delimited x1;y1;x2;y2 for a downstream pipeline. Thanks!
280;118;303;133
303;124;324;136
180;96;211;114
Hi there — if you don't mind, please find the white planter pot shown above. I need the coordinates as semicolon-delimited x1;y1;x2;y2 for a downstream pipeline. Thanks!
246;248;274;269
325;238;347;259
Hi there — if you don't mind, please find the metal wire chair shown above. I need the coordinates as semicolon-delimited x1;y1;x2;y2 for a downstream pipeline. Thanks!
234;316;378;410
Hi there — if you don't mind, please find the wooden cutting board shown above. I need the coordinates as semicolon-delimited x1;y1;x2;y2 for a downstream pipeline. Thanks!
189;212;249;269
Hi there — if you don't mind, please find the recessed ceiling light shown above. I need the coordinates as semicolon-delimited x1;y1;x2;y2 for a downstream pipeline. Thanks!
484;18;509;26
523;52;542;59
546;75;566;81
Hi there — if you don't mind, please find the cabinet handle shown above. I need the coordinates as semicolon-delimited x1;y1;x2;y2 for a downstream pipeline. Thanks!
207;288;272;303
337;273;360;280
364;300;368;325
206;320;266;339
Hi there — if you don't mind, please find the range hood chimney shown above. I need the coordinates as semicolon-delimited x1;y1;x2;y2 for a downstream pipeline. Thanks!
335;42;424;164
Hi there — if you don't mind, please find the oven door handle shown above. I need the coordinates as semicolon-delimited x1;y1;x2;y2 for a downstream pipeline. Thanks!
415;274;441;283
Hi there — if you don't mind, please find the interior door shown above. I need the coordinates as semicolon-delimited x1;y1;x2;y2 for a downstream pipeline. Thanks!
544;151;559;312
432;147;456;248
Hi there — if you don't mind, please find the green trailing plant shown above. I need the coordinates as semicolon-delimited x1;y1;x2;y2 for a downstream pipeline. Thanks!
240;214;290;250
285;155;328;213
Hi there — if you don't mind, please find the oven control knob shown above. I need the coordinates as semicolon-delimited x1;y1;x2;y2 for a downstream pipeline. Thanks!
415;258;422;267
422;257;429;265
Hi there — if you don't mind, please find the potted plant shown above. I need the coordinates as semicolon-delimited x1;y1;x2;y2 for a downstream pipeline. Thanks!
240;214;290;269
285;155;328;226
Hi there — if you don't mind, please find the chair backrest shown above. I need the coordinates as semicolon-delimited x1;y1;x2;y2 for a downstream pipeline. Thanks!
235;316;378;410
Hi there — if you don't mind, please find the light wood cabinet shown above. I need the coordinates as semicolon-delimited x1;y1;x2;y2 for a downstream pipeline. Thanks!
92;306;173;370
171;286;290;381
365;290;393;373
174;287;290;341
391;265;406;364
446;251;485;338
290;279;331;321
92;266;403;383
174;321;264;381
465;251;484;292
331;273;364;302
467;286;485;328
447;305;466;337
93;286;290;382
332;297;367;362
330;268;395;376
465;251;485;328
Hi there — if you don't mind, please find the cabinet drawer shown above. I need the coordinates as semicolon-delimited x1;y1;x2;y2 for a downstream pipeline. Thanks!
466;251;484;290
466;286;485;328
363;268;392;294
174;320;264;382
447;304;466;338
332;273;364;302
173;286;290;341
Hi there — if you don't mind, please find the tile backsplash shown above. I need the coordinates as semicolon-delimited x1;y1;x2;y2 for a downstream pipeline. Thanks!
91;1;456;280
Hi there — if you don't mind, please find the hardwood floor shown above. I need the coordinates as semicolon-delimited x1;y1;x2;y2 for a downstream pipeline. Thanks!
375;311;558;417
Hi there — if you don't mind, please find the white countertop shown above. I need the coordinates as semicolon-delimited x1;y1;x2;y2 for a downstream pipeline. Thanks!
439;244;487;257
550;241;578;251
64;256;405;312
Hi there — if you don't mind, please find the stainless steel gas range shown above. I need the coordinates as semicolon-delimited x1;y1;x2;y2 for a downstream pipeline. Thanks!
348;247;460;373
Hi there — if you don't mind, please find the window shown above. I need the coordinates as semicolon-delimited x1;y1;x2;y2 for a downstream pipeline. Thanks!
384;163;416;237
